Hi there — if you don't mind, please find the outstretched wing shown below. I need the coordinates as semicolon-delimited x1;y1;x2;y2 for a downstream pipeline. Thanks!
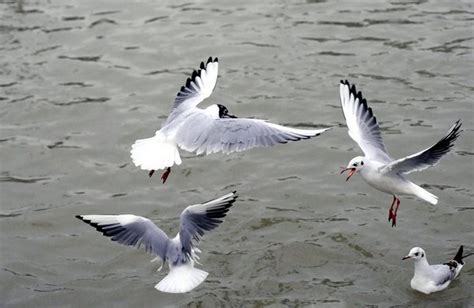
179;191;238;257
76;215;170;262
175;112;331;155
339;80;392;163
172;57;219;110
382;120;462;174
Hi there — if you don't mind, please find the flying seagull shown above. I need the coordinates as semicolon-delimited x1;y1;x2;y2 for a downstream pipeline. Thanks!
403;246;473;294
76;191;238;293
339;80;462;226
131;57;330;183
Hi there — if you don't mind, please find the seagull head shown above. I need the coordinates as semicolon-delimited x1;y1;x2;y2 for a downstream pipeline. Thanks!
340;156;365;181
204;104;237;119
217;104;237;119
403;247;426;261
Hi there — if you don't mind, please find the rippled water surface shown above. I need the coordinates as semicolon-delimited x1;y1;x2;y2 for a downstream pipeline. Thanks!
1;0;473;306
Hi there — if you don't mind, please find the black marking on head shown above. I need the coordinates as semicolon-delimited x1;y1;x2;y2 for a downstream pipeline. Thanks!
217;104;229;118
421;252;424;258
361;161;364;166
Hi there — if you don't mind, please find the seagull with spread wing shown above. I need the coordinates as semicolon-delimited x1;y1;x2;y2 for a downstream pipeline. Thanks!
339;80;462;226
403;246;472;294
131;57;331;183
76;191;238;293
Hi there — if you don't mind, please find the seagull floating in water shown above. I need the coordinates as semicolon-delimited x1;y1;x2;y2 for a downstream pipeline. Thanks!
339;80;462;226
131;57;330;183
403;246;473;294
76;191;238;293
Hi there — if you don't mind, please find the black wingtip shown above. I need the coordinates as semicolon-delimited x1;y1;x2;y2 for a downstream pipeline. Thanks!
454;245;464;263
340;79;350;86
453;119;463;133
200;61;205;69
214;57;218;62
350;84;357;96
207;56;213;64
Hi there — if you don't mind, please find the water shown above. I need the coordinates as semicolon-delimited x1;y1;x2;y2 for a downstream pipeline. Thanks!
1;0;473;306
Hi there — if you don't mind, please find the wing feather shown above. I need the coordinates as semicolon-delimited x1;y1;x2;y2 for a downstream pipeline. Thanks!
76;215;170;262
382;120;462;174
179;192;238;258
175;112;330;155
172;57;219;110
340;80;392;163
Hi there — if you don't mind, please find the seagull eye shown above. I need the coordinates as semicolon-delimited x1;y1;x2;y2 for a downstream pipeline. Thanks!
414;252;419;257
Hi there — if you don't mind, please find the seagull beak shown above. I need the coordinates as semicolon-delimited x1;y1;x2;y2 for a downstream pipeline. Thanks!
402;256;411;260
226;113;237;119
340;168;356;181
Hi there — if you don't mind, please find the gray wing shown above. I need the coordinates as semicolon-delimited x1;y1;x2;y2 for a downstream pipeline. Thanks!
172;57;218;111
175;112;330;155
179;191;238;258
429;264;456;286
76;215;170;262
382;120;462;174
340;80;392;163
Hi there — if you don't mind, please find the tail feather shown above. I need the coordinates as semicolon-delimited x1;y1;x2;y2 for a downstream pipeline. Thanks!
410;183;438;205
130;134;182;171
155;262;208;293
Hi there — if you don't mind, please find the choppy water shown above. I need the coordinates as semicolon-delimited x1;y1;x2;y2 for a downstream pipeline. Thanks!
1;0;473;306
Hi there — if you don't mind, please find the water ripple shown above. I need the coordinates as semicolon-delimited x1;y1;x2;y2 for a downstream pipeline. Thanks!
52;97;109;106
58;55;102;62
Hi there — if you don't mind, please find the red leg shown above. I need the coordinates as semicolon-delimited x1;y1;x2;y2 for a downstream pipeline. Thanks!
389;197;400;227
161;167;171;184
148;170;155;178
388;196;396;223
391;197;400;227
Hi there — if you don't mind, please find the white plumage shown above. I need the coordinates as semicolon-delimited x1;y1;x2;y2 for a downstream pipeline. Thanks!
131;57;330;182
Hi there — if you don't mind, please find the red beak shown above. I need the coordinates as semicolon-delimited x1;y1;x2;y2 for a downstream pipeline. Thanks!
402;256;411;260
340;168;356;181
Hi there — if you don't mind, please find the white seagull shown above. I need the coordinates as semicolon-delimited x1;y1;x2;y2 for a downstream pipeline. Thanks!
403;246;473;294
76;191;238;293
339;80;462;226
131;57;330;183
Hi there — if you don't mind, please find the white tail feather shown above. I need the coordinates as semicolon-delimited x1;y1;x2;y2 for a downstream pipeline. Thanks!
411;183;438;205
155;262;208;293
130;134;182;171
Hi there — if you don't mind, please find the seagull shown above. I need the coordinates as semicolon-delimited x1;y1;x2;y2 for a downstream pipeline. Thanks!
339;80;462;227
131;57;331;183
76;191;238;293
402;246;473;294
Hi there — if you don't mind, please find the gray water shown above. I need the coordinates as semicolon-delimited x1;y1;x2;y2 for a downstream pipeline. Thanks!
1;0;473;307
